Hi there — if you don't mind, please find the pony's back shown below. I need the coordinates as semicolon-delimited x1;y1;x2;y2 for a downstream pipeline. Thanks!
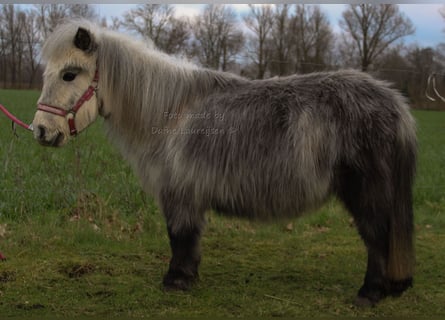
166;70;415;220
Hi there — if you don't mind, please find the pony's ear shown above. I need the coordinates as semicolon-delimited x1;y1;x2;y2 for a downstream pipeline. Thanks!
74;27;96;53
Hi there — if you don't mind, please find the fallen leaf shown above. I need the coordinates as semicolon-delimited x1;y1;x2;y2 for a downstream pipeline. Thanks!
285;222;293;231
0;224;8;238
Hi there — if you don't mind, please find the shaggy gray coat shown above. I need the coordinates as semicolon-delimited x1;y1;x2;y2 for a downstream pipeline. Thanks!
34;21;417;306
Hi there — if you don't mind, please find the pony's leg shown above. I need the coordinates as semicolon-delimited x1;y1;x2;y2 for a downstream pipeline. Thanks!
355;220;391;306
336;166;395;306
353;196;414;306
162;225;202;290
160;189;204;291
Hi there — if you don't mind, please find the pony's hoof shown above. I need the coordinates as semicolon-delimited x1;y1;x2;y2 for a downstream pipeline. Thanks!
354;296;376;307
389;278;413;297
163;271;197;291
356;284;386;307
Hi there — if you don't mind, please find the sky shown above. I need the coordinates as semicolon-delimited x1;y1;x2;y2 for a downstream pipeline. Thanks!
94;3;445;48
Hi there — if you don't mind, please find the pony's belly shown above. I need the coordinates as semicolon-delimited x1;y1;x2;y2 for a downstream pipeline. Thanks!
208;180;331;221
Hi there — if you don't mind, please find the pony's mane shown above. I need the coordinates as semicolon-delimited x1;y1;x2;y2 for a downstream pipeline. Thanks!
96;23;246;136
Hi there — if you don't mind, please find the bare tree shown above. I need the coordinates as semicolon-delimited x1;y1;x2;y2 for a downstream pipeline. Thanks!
101;16;121;31
243;4;274;79
162;17;190;55
110;16;121;31
122;4;173;44
191;4;243;71
121;4;189;54
69;4;97;20
22;9;40;88
0;4;24;87
34;4;65;39
33;4;97;40
340;4;414;72
292;5;334;73
269;4;295;76
0;27;5;86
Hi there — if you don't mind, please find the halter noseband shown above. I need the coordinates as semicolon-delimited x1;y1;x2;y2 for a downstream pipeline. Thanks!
37;70;99;136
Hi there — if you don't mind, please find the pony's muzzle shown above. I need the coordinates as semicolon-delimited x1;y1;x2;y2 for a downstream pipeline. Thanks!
34;124;65;147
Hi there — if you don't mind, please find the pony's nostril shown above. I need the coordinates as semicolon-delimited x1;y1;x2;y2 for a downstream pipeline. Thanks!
37;125;46;140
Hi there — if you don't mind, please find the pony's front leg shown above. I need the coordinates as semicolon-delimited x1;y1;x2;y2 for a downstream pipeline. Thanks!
160;189;204;291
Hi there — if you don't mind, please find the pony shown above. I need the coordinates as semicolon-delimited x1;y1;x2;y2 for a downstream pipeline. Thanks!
32;20;417;306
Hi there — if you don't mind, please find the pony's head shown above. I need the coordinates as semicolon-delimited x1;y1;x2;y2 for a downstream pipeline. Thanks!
33;23;100;147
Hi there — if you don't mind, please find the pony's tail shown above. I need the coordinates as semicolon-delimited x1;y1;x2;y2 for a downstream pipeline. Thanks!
387;114;417;288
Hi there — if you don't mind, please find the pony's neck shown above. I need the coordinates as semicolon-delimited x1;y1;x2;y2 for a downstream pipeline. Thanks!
97;31;245;145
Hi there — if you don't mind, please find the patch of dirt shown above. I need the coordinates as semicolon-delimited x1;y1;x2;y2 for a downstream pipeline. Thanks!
16;302;45;310
0;270;16;283
86;289;116;298
59;262;96;278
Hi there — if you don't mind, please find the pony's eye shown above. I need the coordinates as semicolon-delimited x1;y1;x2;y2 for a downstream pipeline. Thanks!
63;72;77;82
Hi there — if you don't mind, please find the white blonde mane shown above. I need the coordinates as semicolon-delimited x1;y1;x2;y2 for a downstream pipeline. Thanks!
98;27;200;131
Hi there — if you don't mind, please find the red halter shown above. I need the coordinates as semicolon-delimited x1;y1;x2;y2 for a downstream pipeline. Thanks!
37;70;99;136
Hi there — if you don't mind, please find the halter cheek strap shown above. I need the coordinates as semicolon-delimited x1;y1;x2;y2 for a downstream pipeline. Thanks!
37;70;99;136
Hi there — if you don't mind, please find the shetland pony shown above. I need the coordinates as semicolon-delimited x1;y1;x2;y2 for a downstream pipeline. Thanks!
32;20;417;306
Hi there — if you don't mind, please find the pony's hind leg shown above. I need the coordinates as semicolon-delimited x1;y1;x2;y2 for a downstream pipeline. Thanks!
336;161;413;306
159;188;205;291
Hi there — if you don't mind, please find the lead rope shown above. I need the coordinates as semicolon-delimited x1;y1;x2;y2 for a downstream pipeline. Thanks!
0;103;34;133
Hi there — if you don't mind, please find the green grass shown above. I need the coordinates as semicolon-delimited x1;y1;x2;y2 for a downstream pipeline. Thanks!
0;89;444;317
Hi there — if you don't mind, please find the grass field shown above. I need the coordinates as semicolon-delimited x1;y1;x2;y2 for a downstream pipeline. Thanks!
0;89;444;317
